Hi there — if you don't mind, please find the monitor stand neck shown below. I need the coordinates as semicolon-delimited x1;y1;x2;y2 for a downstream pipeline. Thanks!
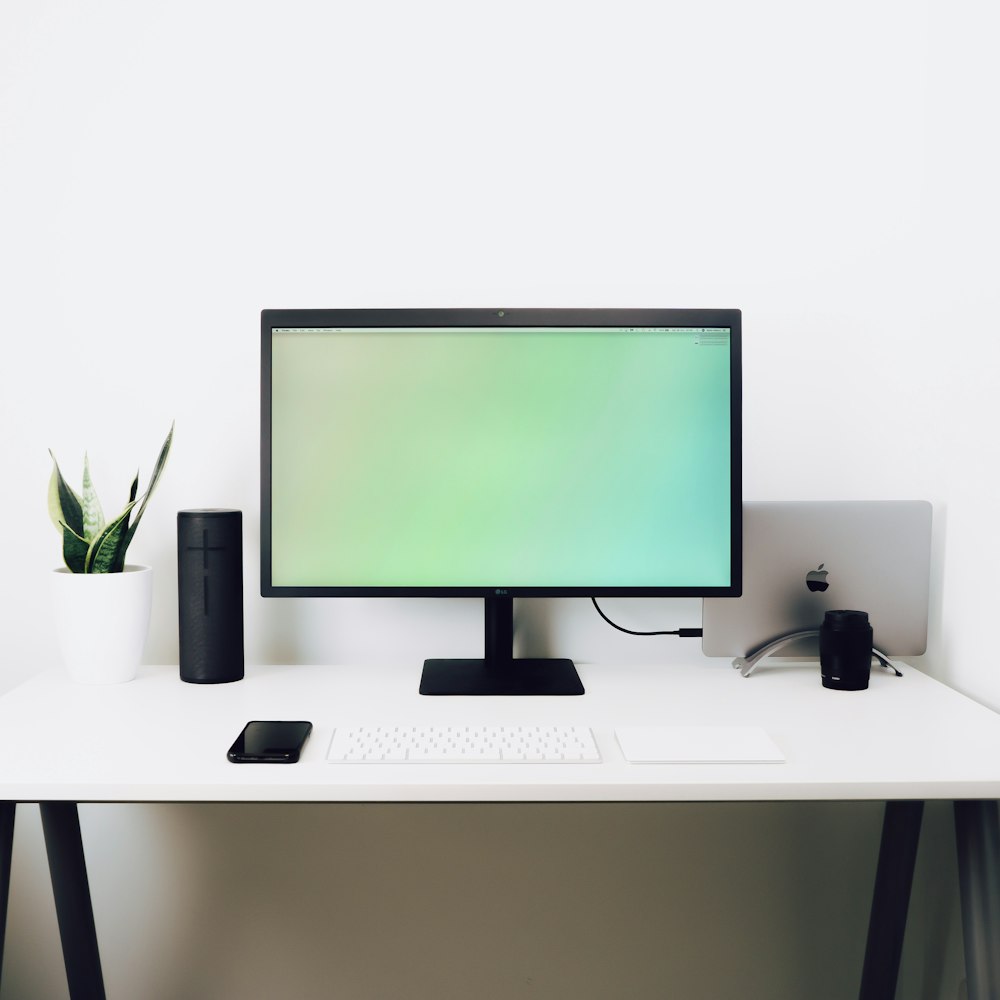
484;594;514;664
419;596;585;696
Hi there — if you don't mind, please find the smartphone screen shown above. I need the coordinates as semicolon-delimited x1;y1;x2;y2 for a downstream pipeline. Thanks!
228;721;313;763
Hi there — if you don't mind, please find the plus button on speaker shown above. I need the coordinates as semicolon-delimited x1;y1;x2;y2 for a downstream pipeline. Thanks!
178;509;244;683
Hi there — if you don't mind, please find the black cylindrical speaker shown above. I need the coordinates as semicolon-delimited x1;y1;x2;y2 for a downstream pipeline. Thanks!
819;609;873;691
178;509;244;683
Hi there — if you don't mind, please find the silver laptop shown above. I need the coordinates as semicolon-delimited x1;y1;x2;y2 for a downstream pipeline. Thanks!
702;501;932;658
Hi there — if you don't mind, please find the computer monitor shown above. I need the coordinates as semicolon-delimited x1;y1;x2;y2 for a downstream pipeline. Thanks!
261;308;742;695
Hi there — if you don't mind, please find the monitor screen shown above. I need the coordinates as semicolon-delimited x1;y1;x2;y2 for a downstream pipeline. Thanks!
261;308;741;694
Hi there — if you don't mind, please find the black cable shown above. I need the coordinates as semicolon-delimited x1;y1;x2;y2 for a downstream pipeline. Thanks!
591;598;702;638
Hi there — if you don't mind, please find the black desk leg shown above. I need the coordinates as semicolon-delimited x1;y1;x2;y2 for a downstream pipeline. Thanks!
858;799;924;1000
1;802;14;990
954;800;1000;1000
39;802;107;1000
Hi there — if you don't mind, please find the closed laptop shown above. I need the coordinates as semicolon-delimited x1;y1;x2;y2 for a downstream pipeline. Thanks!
702;501;932;658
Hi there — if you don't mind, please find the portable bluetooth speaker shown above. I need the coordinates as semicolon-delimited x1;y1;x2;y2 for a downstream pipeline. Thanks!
819;609;873;691
177;509;244;683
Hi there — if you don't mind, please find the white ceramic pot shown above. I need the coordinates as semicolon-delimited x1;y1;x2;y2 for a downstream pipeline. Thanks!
50;565;153;684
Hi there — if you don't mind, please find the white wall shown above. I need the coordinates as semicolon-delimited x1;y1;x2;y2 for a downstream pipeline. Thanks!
1;1;997;997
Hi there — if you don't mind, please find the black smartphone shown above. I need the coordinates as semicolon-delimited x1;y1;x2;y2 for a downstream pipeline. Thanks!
227;721;313;763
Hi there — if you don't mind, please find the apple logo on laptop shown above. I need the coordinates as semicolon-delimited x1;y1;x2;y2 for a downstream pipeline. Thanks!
806;564;830;592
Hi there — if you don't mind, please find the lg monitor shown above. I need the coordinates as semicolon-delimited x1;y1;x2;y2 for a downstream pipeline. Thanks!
261;308;741;695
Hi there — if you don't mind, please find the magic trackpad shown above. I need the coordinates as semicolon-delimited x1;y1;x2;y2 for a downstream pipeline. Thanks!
615;726;785;763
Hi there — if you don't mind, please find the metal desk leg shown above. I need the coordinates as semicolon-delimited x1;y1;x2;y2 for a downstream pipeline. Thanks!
954;800;1000;1000
0;802;14;990
859;800;924;1000
40;802;106;1000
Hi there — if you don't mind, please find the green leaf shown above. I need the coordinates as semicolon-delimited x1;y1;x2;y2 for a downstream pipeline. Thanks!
85;501;137;573
47;452;84;537
120;422;174;556
59;521;89;573
81;453;106;543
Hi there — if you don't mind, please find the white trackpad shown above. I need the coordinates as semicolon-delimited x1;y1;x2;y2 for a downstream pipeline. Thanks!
615;726;785;763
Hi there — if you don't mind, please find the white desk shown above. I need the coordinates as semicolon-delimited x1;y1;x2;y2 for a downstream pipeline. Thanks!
2;659;999;999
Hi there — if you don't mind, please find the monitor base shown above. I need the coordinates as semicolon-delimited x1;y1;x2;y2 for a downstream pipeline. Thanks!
419;657;585;696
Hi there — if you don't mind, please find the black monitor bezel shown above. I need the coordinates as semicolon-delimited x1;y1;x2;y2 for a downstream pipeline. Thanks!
261;307;742;599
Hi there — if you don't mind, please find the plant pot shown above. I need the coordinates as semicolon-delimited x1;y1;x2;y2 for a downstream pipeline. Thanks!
50;565;153;684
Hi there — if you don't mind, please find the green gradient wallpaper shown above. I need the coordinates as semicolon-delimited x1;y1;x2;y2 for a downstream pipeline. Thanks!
269;327;733;589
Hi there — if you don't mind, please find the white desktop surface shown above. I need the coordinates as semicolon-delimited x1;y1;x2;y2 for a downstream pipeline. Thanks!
2;660;1000;804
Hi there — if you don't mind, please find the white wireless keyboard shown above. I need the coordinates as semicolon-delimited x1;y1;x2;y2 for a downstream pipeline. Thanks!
327;724;601;763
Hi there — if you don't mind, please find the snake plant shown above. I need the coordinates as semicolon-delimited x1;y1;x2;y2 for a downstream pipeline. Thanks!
48;424;173;573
